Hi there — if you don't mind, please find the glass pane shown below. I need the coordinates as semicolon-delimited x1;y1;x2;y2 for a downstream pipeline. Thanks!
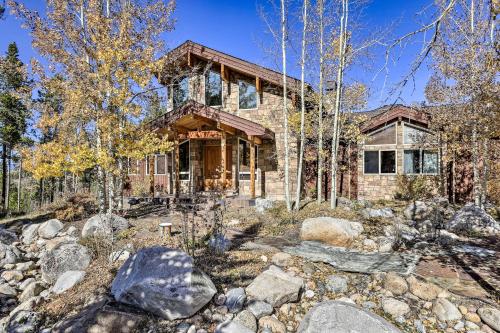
239;80;257;109
364;151;379;174
239;173;251;180
403;125;432;144
423;150;438;174
173;77;189;108
404;150;420;174
156;155;166;175
205;70;222;106
381;151;396;174
179;173;189;180
179;141;189;173
366;125;396;145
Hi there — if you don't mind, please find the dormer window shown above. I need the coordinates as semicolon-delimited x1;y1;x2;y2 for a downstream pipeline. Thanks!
173;76;189;108
238;80;257;109
205;70;222;106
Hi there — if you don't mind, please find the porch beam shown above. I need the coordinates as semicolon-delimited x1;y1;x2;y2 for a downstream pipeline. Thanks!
250;138;256;199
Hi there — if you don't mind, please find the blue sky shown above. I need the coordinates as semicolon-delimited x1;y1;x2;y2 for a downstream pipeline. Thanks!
0;0;434;110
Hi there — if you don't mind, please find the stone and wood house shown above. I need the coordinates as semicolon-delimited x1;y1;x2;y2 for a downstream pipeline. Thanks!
126;41;459;203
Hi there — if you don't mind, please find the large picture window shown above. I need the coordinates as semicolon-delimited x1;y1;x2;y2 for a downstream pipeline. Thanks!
238;139;258;180
404;149;438;174
173;76;189;108
364;150;396;174
205;70;222;106
366;124;396;145
238;80;257;109
179;141;190;180
403;124;434;144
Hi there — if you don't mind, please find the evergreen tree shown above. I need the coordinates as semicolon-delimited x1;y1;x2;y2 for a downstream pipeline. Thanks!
0;42;29;211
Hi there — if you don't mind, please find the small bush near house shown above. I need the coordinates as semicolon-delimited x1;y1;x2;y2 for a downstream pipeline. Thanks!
48;193;96;221
395;175;435;201
79;235;113;260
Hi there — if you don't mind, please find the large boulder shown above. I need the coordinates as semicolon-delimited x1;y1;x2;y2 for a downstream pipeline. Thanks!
22;224;40;245
432;298;462;322
246;265;303;307
38;219;64;239
478;307;500;331
362;208;394;219
82;213;129;238
0;228;18;245
40;242;91;283
447;204;499;234
404;201;431;221
298;301;401;333
111;246;216;320
300;217;364;247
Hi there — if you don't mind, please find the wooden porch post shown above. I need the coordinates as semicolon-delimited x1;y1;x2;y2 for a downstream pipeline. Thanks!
149;155;155;197
221;131;226;188
250;138;256;199
174;135;180;198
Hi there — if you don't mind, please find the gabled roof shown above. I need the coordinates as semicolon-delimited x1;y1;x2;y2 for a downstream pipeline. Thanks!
160;40;302;89
148;100;274;140
357;104;430;132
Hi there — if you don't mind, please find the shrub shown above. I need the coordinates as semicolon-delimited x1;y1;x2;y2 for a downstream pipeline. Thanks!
79;235;113;260
395;175;435;201
48;193;96;221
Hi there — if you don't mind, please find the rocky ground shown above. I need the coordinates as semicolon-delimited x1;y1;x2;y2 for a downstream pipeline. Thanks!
0;196;498;333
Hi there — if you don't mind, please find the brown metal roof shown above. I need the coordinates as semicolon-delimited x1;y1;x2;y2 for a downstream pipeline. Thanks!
148;100;275;140
160;40;302;89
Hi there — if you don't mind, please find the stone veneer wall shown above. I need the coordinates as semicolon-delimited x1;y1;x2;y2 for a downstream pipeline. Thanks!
167;68;298;200
357;120;439;201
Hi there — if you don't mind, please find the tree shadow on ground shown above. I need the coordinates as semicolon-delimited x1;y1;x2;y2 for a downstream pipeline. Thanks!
0;211;54;231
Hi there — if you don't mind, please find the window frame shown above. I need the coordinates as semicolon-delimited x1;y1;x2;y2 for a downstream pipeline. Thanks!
205;69;222;107
178;140;190;181
363;149;397;175
238;138;259;181
237;79;258;110
403;149;439;175
172;76;190;109
364;123;397;146
154;154;167;175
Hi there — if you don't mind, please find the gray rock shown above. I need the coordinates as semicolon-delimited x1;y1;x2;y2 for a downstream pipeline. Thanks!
53;270;86;294
15;261;35;272
246;265;303;307
40;242;91;283
0;242;21;267
19;278;35;291
478;307;500;331
448;204;499;234
225;287;246;313
215;320;254;333
19;281;45;302
66;226;78;237
337;197;354;209
1;270;23;282
404;201;431;221
6;310;41;333
255;198;274;213
0;228;18;245
234;309;257;332
209;233;231;254
38;219;64;239
432;298;462;322
22;224;40;245
326;275;348;293
82;213;129;238
111;246;216;320
300;217;364;247
382;298;410;317
298;301;401;333
271;252;292;267
0;283;17;297
109;250;131;263
247;300;273;319
362;208;394;219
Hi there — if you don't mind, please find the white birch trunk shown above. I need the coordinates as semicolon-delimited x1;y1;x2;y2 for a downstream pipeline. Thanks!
17;154;21;212
281;0;291;211
295;0;309;210
317;0;324;203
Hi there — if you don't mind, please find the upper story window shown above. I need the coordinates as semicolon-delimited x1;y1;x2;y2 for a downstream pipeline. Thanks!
365;124;396;145
364;150;396;175
238;80;257;109
403;124;434;144
205;70;222;106
173;76;189;108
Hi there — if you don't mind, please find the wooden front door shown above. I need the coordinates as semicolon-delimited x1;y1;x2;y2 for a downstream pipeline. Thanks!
204;145;232;190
